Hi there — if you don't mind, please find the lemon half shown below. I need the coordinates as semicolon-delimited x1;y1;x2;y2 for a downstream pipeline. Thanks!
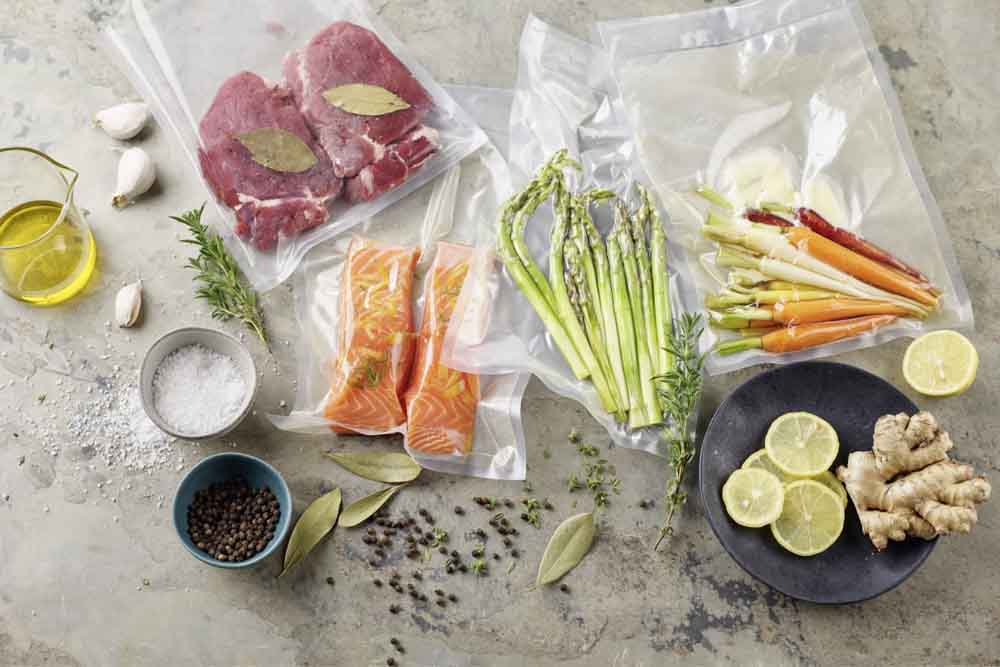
903;330;978;397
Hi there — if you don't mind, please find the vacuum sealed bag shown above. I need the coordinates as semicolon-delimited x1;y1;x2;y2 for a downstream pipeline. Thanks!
596;0;973;375
443;17;697;457
104;0;487;291
271;86;528;480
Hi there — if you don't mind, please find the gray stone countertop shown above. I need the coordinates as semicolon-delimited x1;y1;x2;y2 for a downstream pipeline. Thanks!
1;1;998;665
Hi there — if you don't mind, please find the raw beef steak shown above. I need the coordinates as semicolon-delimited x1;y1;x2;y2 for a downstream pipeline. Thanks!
344;125;439;203
198;71;341;250
283;21;440;197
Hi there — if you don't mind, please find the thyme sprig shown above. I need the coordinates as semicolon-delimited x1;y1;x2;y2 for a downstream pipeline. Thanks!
654;313;707;550
171;204;268;347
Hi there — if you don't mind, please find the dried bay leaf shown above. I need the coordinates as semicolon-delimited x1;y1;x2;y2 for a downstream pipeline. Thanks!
324;451;421;483
237;127;317;173
322;83;411;116
339;484;406;528
536;512;595;585
279;488;341;578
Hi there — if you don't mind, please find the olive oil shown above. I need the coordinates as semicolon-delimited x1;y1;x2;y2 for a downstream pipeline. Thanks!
0;199;96;304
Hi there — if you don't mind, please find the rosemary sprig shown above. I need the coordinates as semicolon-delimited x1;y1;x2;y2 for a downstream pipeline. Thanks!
171;204;269;348
654;313;706;550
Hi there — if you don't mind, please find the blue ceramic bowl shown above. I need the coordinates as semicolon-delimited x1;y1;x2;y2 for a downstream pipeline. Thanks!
173;452;292;569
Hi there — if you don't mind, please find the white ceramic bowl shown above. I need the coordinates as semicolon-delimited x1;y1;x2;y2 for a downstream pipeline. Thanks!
139;327;258;440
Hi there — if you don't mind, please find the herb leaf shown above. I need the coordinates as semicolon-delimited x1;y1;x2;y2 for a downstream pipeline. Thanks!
338;485;405;528
280;488;342;578
536;512;595;585
324;451;422;484
654;313;707;550
322;84;411;116
237;127;318;173
171;205;268;347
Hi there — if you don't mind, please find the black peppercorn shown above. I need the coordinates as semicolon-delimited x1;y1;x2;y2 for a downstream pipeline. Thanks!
448;593;457;603
326;576;335;586
559;583;569;593
454;506;464;515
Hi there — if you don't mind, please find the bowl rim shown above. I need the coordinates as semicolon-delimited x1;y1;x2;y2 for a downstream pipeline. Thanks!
139;326;259;441
172;451;292;569
697;360;934;605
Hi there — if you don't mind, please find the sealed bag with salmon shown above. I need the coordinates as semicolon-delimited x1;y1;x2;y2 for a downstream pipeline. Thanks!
271;86;528;480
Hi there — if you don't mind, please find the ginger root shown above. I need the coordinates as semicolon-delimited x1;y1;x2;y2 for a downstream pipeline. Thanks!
836;411;991;551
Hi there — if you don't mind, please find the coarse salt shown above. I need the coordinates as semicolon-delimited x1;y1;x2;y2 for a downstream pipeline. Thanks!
152;344;247;436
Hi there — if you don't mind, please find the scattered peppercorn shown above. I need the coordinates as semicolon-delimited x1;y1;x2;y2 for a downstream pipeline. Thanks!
448;593;458;602
390;638;399;646
413;572;422;581
326;576;335;586
374;579;383;587
389;604;400;614
436;599;446;608
638;499;648;509
387;658;396;667
454;506;465;515
559;583;570;593
511;549;519;558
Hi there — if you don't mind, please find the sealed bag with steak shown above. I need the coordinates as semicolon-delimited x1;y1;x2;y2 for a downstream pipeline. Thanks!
105;0;486;291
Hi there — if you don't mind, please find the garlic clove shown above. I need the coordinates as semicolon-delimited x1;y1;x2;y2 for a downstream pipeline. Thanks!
95;102;150;141
112;147;156;208
115;280;143;328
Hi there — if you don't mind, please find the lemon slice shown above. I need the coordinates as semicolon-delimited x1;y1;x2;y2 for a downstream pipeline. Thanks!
809;470;848;509
741;448;792;483
722;468;785;528
770;480;845;556
765;412;839;477
903;330;978;397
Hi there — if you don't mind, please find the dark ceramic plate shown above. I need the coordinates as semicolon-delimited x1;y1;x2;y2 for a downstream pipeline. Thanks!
700;361;934;604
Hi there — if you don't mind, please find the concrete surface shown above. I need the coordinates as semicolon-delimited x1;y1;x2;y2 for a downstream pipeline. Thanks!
1;1;998;665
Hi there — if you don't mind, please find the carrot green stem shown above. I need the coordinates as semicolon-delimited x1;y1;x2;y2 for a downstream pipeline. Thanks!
695;185;734;211
715;337;764;355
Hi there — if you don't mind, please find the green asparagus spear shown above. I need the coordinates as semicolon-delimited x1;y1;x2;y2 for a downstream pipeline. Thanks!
510;150;578;314
616;201;662;428
630;190;661;377
550;183;618;414
607;229;642;424
578;193;631;417
640;184;674;376
497;166;588;379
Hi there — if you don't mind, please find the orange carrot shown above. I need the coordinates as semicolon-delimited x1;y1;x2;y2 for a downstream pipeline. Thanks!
772;298;911;325
785;227;937;307
716;314;897;355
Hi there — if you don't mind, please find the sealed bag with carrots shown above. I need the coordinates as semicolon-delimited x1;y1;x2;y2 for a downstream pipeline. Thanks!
270;86;528;480
597;0;972;374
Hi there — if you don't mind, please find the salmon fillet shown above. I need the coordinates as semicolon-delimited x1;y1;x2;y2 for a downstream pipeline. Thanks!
324;237;419;433
404;243;480;456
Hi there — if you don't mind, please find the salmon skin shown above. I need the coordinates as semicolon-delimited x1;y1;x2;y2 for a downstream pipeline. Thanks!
324;236;419;433
404;242;480;456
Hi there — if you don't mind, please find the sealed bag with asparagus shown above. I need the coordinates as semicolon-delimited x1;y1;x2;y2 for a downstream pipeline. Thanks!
443;17;702;456
597;0;972;374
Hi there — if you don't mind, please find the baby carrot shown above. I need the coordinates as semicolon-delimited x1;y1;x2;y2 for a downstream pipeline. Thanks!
785;227;937;307
796;208;934;288
745;208;793;228
715;314;897;355
772;298;911;325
